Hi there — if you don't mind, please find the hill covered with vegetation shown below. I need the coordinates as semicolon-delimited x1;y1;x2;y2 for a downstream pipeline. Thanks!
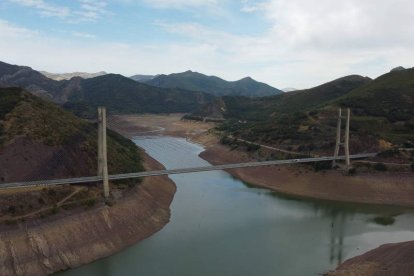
197;70;413;156
63;74;215;118
0;87;144;184
145;70;283;97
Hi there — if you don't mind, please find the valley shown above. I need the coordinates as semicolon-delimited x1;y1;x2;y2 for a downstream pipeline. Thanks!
0;61;413;276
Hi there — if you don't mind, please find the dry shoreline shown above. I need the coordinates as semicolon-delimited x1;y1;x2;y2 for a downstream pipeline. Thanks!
0;152;176;276
199;143;414;208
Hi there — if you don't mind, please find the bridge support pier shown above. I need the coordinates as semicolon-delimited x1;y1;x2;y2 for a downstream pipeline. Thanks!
98;107;110;199
332;108;351;172
344;108;351;171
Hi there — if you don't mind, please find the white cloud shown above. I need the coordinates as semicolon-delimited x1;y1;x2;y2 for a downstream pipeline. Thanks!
142;0;219;9
71;31;96;39
10;0;71;18
240;0;266;13
9;0;108;22
75;0;108;21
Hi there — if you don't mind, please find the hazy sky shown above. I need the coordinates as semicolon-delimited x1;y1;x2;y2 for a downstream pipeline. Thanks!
0;0;413;88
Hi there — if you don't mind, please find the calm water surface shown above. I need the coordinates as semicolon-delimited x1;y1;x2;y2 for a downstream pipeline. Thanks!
59;136;414;276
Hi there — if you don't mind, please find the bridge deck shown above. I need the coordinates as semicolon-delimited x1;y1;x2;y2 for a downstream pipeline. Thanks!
0;153;376;189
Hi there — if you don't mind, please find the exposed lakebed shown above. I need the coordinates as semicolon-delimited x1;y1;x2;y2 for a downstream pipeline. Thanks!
59;136;414;276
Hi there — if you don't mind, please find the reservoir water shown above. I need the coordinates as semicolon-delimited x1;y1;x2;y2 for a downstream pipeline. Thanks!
59;136;414;276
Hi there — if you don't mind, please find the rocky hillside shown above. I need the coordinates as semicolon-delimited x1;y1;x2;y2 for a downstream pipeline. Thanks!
0;87;144;184
145;70;283;97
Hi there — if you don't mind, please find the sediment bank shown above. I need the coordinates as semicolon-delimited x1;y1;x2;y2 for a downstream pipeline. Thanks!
327;240;414;276
0;153;176;276
200;143;414;208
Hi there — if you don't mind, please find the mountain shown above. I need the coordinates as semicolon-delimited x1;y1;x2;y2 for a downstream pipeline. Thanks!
390;66;406;72
0;61;215;117
130;74;157;82
40;71;107;81
215;75;372;120
0;61;64;101
211;70;414;153
145;70;283;97
0;87;144;184
63;74;215;118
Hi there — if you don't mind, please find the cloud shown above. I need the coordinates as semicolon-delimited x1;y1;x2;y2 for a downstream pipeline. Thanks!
75;0;108;21
142;0;219;9
240;0;266;13
261;0;414;51
156;0;414;87
9;0;108;22
10;0;71;18
71;31;96;39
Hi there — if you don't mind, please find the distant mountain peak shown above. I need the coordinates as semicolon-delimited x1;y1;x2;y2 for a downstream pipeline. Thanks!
239;76;253;81
40;70;107;81
391;66;406;72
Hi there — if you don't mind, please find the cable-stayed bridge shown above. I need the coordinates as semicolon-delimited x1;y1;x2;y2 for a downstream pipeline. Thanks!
0;153;376;190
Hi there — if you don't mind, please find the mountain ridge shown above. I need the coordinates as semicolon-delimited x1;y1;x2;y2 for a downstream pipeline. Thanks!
144;70;283;97
0;61;215;117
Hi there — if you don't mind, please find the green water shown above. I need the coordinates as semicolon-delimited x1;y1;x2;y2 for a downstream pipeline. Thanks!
59;136;414;276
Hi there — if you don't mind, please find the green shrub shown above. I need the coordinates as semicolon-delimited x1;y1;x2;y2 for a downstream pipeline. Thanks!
373;162;387;171
348;167;357;175
312;161;332;171
85;198;96;207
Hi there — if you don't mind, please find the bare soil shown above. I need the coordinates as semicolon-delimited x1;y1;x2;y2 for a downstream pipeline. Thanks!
108;114;214;138
200;143;414;208
326;241;414;276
